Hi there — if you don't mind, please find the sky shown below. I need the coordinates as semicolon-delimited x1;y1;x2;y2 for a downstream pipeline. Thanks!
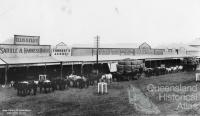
0;0;200;47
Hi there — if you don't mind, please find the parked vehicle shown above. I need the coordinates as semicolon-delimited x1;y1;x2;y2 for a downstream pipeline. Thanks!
115;59;145;81
183;57;199;71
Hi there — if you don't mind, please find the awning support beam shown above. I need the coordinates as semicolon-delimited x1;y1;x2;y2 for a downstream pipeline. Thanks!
5;64;8;85
44;63;47;75
60;62;63;79
81;62;83;76
72;62;74;74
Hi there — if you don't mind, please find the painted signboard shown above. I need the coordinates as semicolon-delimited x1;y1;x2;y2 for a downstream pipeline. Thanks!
14;35;40;45
52;42;72;56
0;44;50;58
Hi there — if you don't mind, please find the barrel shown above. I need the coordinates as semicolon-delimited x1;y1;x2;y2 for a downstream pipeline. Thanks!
124;61;132;65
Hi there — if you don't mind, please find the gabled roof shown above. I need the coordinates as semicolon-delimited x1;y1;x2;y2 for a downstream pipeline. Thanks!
139;42;151;49
56;42;67;47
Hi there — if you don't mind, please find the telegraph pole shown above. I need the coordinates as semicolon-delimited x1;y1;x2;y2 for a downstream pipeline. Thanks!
96;35;99;65
95;35;100;75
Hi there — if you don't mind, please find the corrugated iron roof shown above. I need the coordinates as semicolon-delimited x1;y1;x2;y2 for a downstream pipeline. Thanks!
2;56;58;65
0;54;196;66
72;43;139;48
53;54;194;63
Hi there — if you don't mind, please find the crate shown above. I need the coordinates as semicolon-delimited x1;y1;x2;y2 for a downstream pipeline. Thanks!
196;73;200;81
98;82;108;94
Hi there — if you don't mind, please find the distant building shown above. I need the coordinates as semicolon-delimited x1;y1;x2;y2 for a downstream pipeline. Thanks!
70;42;166;56
188;38;200;57
139;42;151;49
51;42;71;56
71;43;139;56
189;38;200;49
155;43;197;55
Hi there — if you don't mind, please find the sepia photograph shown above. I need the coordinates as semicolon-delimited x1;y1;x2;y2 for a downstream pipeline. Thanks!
0;0;200;116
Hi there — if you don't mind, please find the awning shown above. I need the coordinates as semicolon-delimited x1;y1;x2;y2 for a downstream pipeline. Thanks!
53;55;121;63
0;54;196;67
1;56;58;65
144;54;193;61
54;54;195;63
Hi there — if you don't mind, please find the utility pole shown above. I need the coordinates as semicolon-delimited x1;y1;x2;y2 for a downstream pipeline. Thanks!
95;35;100;75
60;62;63;79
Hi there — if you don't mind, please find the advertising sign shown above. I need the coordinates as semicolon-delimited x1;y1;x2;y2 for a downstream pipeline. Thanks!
14;35;40;45
0;44;50;58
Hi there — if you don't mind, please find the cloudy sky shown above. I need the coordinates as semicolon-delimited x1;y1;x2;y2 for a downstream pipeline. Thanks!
0;0;200;47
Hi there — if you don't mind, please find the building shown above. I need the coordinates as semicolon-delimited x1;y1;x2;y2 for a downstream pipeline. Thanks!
71;42;165;56
0;36;195;84
51;42;71;56
155;43;199;55
71;43;139;56
188;38;200;57
0;35;58;84
189;38;200;48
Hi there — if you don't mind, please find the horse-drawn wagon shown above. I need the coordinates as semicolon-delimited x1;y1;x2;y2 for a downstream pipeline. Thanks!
115;59;145;81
